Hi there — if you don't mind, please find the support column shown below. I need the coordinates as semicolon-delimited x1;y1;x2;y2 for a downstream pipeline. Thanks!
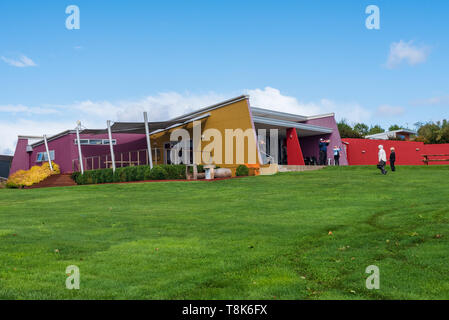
43;135;54;171
286;128;305;165
75;122;84;174
107;120;116;172
143;112;153;169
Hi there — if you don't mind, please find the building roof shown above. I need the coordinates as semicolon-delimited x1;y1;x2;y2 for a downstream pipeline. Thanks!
20;95;336;145
252;116;333;136
250;107;308;122
365;129;417;139
0;155;13;162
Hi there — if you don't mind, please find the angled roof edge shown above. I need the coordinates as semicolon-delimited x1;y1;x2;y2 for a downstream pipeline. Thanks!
250;107;308;122
306;113;335;120
170;95;249;121
30;130;76;148
252;116;333;133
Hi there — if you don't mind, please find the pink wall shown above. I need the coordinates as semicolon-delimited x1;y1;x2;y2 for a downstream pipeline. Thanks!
10;133;147;175
300;115;348;165
9;138;31;176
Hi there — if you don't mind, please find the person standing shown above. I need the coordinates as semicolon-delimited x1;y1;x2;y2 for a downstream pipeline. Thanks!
390;147;396;172
319;138;330;165
377;145;387;175
333;145;341;166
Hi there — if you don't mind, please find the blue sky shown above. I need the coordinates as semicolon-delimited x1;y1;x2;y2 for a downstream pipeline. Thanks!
1;0;448;154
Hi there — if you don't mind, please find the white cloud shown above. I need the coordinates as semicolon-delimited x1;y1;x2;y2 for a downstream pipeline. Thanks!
411;95;449;106
247;87;372;123
1;55;37;67
0;87;373;155
377;104;405;117
386;40;430;69
0;104;59;115
0;119;78;155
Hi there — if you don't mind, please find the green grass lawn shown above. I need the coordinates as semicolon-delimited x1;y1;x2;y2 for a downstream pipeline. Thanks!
0;166;448;300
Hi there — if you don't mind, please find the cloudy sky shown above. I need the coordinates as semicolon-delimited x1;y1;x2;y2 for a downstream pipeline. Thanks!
1;0;448;154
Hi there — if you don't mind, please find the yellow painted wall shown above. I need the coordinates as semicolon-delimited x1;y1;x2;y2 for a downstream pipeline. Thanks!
149;98;260;175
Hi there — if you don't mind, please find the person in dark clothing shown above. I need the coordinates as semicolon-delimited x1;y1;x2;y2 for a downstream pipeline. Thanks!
333;145;341;166
319;138;330;165
390;147;396;172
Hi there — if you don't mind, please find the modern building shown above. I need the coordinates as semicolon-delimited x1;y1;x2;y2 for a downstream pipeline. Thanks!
0;155;13;179
10;95;347;176
365;129;417;141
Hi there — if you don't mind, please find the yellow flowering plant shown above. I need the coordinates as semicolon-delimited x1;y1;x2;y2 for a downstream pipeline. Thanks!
6;162;60;188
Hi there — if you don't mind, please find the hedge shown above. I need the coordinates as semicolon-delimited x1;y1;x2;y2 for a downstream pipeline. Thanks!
72;164;187;185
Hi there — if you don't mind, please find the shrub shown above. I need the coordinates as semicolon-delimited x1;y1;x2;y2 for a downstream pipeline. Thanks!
188;164;204;173
165;164;186;179
148;165;168;180
72;164;189;185
6;162;60;188
236;165;249;176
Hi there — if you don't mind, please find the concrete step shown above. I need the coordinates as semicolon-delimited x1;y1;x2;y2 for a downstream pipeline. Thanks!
278;165;326;172
259;164;279;175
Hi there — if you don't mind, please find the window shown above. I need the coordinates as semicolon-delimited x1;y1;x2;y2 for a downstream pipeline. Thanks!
74;139;116;145
36;151;55;162
89;139;103;145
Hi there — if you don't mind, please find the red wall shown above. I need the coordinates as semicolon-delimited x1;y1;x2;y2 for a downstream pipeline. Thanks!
286;128;305;165
343;138;449;165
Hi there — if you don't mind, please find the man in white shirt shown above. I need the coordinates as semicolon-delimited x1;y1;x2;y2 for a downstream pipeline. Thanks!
377;145;387;175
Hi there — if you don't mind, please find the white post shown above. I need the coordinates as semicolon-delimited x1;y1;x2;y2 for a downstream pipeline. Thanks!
143;112;153;169
75;123;84;174
43;134;53;171
107;120;116;172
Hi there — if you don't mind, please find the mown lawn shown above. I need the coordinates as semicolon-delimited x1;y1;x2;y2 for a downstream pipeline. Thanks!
0;166;448;300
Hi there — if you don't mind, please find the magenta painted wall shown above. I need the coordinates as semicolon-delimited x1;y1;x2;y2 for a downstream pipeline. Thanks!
10;133;147;175
9;138;30;176
299;115;348;165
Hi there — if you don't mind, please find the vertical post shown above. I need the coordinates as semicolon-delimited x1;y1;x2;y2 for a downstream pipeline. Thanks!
43;135;53;171
143;112;153;169
75;124;84;174
107;120;116;172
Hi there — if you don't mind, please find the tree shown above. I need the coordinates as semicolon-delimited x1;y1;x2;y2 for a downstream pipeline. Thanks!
353;123;369;136
416;120;449;144
337;119;363;138
368;125;385;135
388;124;403;131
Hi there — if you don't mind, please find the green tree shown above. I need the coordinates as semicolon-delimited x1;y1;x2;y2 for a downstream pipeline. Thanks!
388;124;403;131
368;125;385;135
416;120;449;144
353;123;369;136
337;119;363;138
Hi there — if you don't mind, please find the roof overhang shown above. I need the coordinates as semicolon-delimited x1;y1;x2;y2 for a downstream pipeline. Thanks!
252;116;333;136
250;107;308;122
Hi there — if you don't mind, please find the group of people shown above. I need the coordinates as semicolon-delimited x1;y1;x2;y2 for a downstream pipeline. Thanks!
319;138;342;166
318;138;397;174
377;145;396;175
